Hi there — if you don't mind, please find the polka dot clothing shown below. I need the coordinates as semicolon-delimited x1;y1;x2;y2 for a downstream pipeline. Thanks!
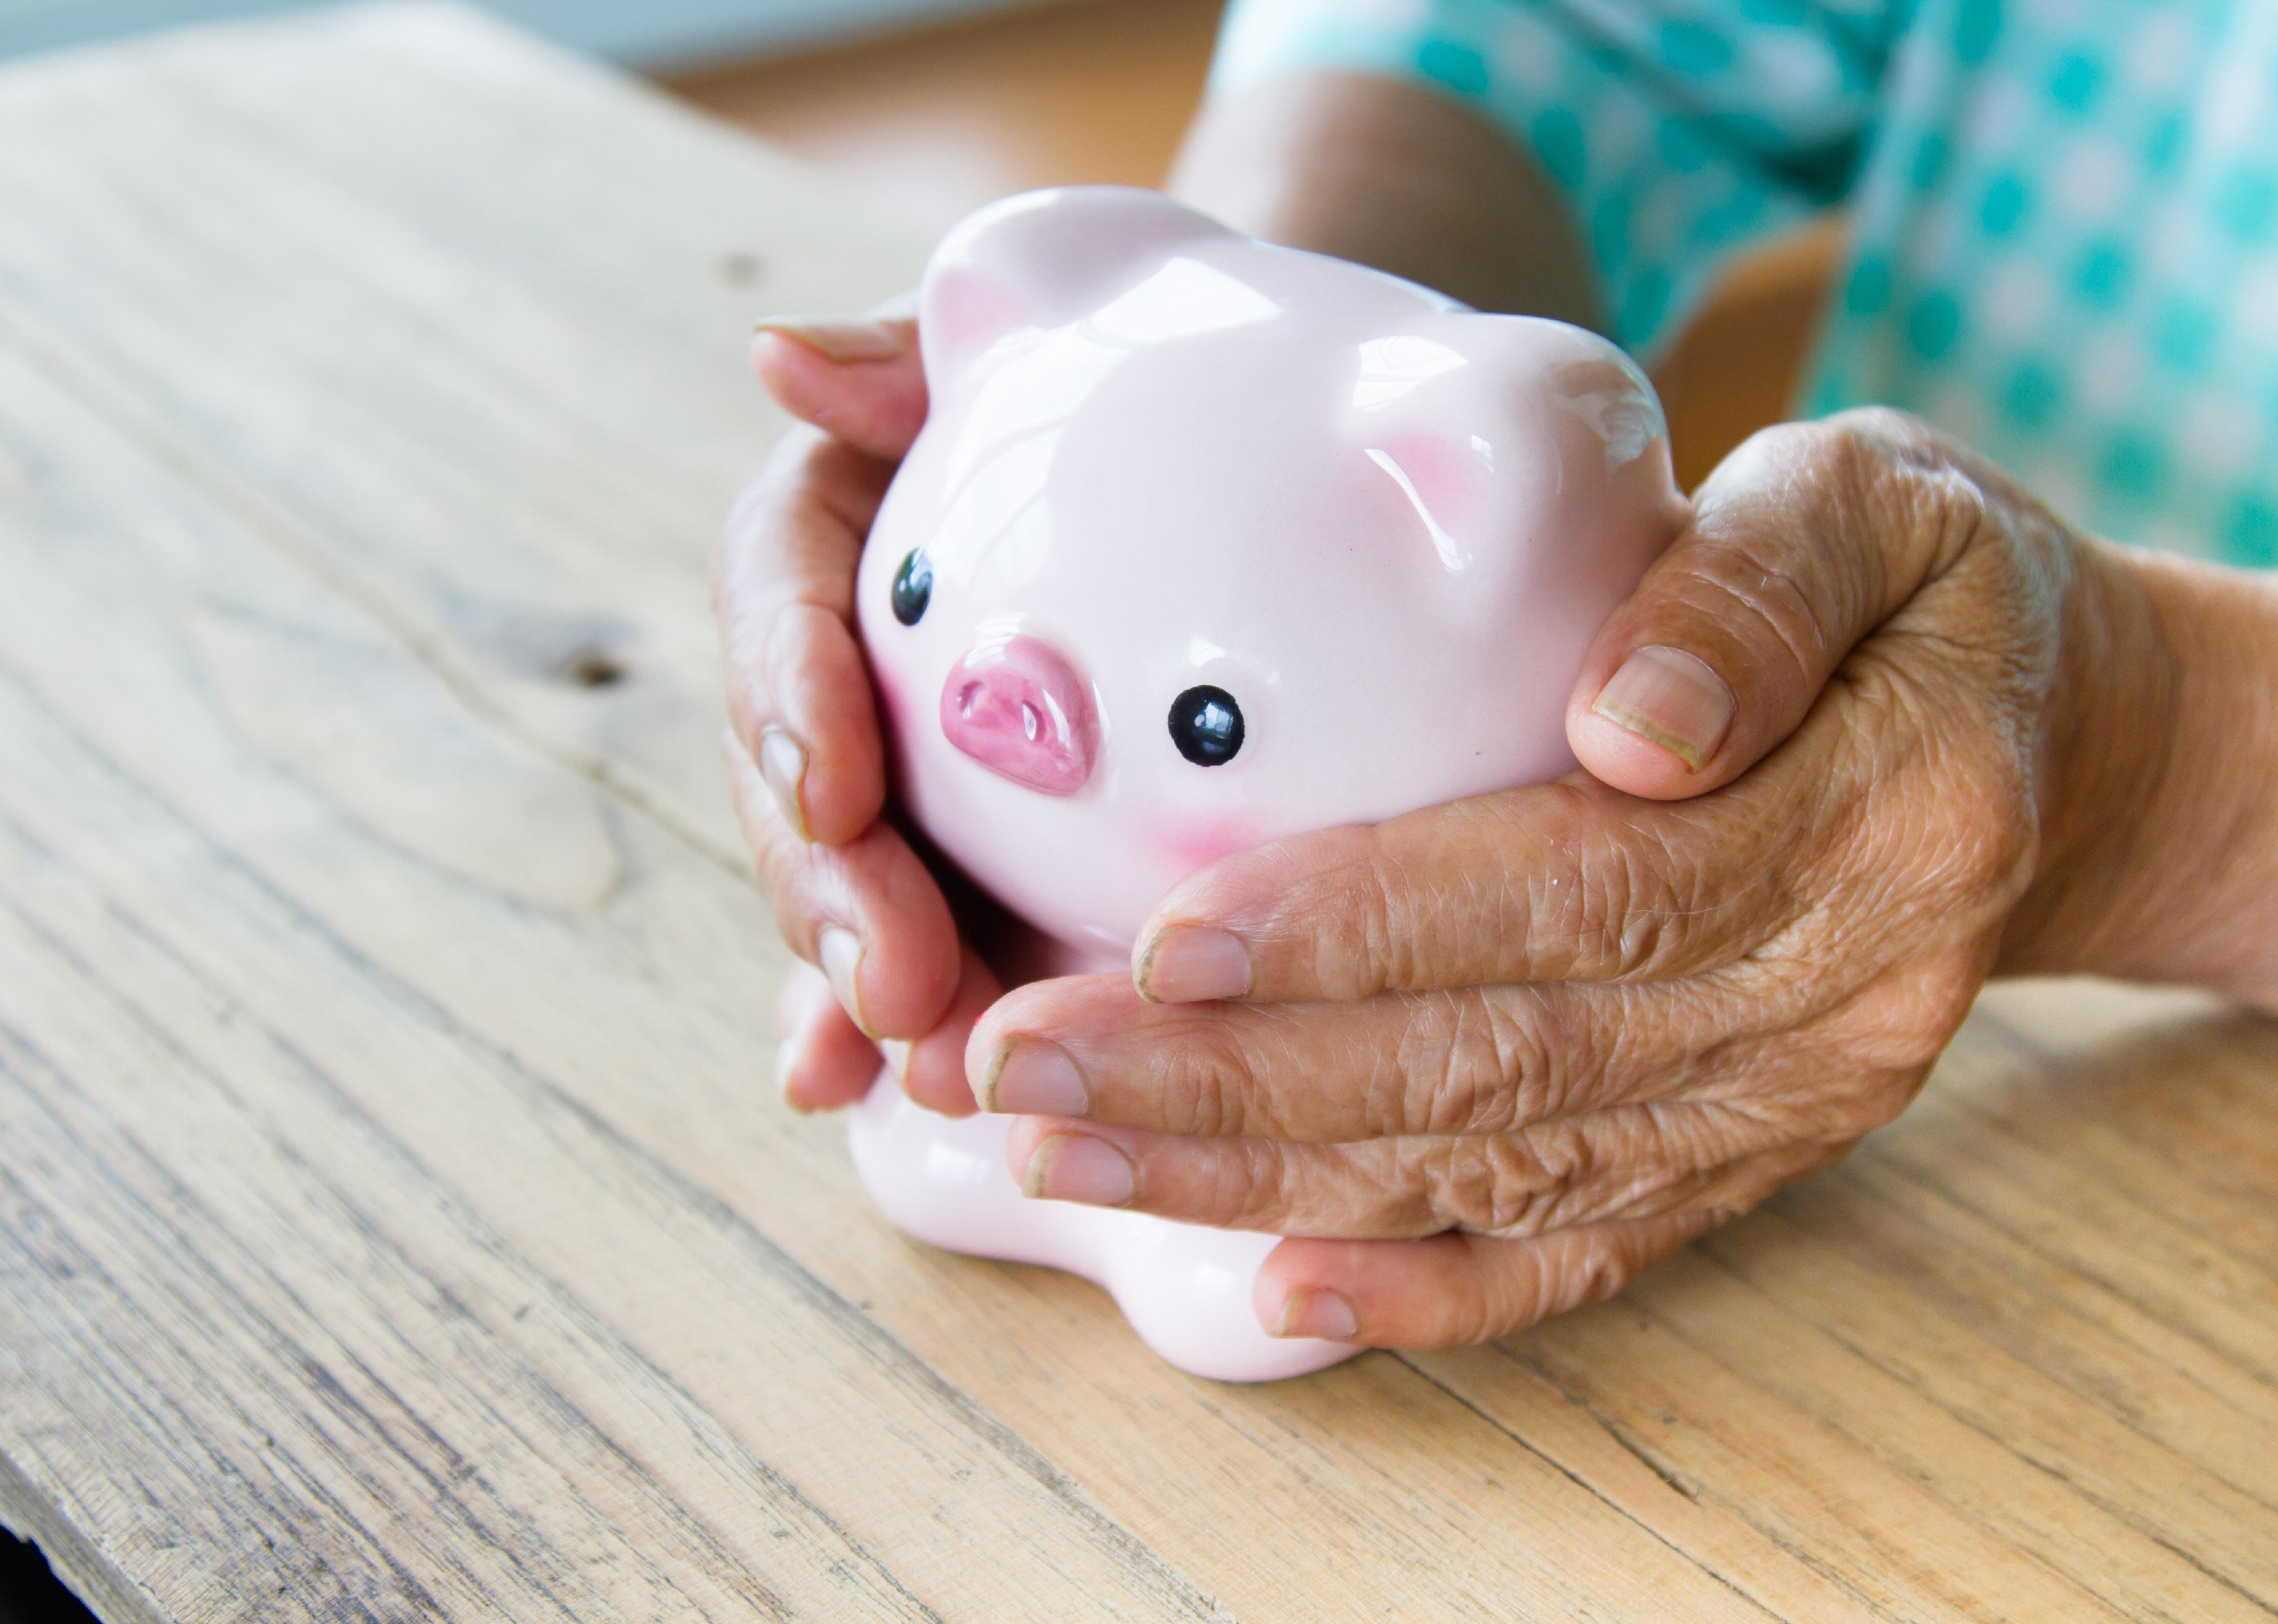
1211;0;2278;566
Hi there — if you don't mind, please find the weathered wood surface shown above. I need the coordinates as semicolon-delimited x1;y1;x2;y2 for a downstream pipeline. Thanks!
0;6;2272;1619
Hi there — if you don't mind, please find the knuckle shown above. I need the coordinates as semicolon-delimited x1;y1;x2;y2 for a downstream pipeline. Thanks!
754;837;820;928
1830;1070;1922;1141
1224;1139;1295;1229
1759;1054;1926;1147
1184;1139;1275;1230
1567;843;1637;974
1355;839;1429;994
1744;414;1974;595
1558;1230;1638;1312
1148;1014;1275;1138
763;421;830;484
1818;403;1937;458
1481;1230;1635;1339
716;476;767;569
1567;822;1710;980
727;737;782;845
1819;407;1995;573
1814;686;2039;916
1689;548;1833;700
1941;756;2040;904
1415;1124;1595;1237
1393;991;1551;1137
1250;1142;1415;1236
1711;1144;1820;1215
1828;961;1985;1078
736;795;843;950
1445;1255;1527;1346
1178;1136;1289;1231
1283;830;1415;997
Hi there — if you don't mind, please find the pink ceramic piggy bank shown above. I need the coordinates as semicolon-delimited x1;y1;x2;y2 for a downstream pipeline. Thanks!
847;187;1686;1381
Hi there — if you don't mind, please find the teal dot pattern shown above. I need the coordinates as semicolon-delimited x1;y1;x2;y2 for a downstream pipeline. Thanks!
1212;0;1886;365
1211;0;2278;567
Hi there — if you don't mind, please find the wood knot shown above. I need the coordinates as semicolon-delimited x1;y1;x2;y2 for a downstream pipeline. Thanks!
561;650;627;689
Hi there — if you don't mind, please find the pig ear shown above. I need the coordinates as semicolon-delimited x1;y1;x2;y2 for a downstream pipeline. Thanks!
1347;329;1504;569
1359;430;1498;572
1351;315;1676;578
1451;315;1669;474
1548;349;1669;475
919;187;1234;376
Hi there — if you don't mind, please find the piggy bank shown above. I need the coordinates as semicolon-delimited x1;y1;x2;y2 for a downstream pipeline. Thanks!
846;187;1686;1381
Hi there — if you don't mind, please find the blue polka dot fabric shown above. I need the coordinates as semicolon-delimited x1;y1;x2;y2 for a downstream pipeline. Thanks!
1211;0;2278;566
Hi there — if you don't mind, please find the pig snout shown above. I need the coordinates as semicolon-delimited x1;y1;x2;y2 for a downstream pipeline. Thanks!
940;634;1098;795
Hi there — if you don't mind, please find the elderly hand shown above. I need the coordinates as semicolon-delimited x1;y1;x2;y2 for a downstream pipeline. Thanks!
715;307;1005;1119
716;317;2239;1356
969;407;2154;1350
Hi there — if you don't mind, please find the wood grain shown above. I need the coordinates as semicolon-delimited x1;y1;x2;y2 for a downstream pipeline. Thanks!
0;6;2272;1620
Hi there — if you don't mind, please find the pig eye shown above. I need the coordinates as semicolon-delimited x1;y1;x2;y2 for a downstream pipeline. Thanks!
891;549;933;626
1168;685;1244;766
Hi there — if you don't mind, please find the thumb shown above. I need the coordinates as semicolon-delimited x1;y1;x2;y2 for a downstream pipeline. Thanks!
1567;409;1985;799
752;293;928;462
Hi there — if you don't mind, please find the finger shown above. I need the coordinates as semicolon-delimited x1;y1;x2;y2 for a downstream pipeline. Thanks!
774;963;881;1114
1132;774;1803;1003
1254;1211;1715;1349
972;972;1737;1141
889;943;1003;1117
727;728;961;1040
1567;407;1990;798
751;297;927;460
715;430;896;847
1000;1103;1828;1239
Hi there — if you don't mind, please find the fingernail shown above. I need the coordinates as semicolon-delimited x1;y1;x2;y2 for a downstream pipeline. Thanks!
1590;645;1735;772
879;1038;911;1083
1270;1286;1359;1342
1136;926;1252;1003
980;1039;1089;1116
775;1038;814;1113
1020;1133;1135;1207
753;313;912;363
818;925;871;1035
758;728;810;841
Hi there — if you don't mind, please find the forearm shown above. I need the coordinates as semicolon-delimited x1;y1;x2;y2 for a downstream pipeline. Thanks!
2006;544;2278;1010
1168;70;1599;328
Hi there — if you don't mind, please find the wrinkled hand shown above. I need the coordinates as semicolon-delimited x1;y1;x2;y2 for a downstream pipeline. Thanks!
717;323;2128;1355
970;409;2121;1350
714;306;993;1117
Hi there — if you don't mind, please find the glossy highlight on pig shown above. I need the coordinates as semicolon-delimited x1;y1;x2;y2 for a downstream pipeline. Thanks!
847;186;1687;1382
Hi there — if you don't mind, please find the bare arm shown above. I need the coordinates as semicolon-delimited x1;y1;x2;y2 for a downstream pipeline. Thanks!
1169;70;1600;328
2006;551;2278;1011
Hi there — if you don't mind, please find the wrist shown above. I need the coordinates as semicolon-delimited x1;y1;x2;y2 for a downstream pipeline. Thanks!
2003;539;2278;1007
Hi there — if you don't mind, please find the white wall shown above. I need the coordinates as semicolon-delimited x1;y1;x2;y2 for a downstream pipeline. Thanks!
0;0;1067;68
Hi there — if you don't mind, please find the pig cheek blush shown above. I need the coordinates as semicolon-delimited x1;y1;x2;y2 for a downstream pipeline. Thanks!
837;185;1686;1382
1156;815;1262;874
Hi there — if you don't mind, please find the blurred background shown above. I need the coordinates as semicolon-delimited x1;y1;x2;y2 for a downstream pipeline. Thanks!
670;0;1228;234
0;0;1827;484
2;0;1229;235
3;0;1226;239
665;0;1829;485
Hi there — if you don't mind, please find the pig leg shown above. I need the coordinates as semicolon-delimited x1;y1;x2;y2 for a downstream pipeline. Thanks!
847;1071;1362;1382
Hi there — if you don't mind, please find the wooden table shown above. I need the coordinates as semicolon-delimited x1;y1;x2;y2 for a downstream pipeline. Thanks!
1;7;2273;1619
